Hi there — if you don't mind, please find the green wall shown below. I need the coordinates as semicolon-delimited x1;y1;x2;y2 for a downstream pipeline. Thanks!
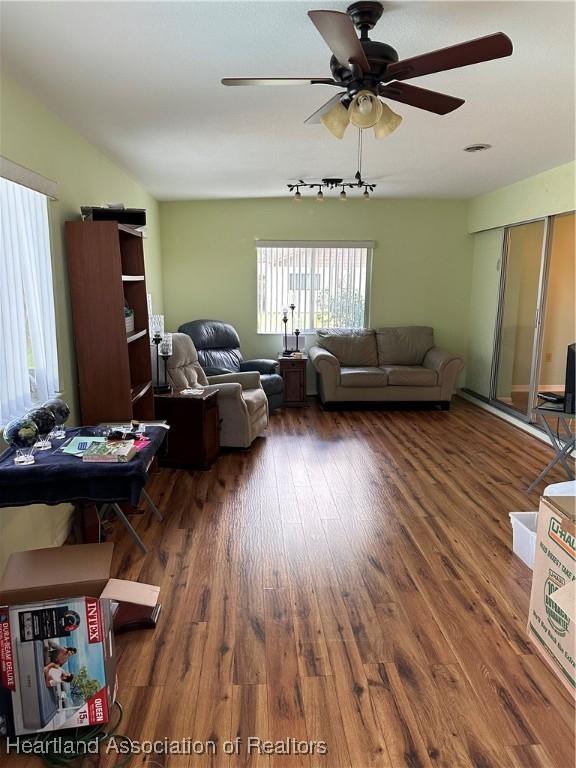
0;74;164;570
466;229;503;397
159;198;473;370
468;161;576;233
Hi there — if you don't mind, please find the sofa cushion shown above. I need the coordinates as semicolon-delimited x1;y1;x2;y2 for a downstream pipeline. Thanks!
381;365;438;387
316;329;378;366
340;367;389;388
376;326;434;366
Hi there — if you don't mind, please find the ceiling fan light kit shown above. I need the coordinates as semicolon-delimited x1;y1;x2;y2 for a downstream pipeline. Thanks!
349;90;383;129
374;102;402;139
320;100;350;139
222;1;513;139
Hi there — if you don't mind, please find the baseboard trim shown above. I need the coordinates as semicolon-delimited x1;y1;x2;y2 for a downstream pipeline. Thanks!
457;390;552;446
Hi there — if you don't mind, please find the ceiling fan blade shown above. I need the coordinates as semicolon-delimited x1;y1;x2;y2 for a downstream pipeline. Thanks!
383;32;513;82
221;77;336;86
379;82;464;114
304;93;347;124
308;10;370;72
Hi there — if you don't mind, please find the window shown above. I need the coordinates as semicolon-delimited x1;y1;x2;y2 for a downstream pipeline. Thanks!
257;241;372;333
0;176;59;424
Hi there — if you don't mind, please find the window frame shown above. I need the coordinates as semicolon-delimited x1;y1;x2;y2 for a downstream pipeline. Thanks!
255;239;374;334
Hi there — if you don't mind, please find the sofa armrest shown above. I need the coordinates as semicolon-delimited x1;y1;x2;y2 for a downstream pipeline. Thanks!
309;346;340;372
423;347;464;401
208;371;262;390
240;358;279;375
309;346;341;404
422;347;463;372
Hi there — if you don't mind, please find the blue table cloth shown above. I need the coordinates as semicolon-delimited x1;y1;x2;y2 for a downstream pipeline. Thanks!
0;427;166;508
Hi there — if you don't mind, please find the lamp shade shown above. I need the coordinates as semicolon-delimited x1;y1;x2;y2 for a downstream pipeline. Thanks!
320;101;350;139
159;332;173;356
349;91;383;129
374;103;403;139
150;314;164;339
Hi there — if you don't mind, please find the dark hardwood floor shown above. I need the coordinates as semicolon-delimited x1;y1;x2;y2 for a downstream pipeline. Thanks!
6;398;576;767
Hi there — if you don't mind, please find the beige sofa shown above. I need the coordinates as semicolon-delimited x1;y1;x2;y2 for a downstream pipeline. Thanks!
309;327;463;409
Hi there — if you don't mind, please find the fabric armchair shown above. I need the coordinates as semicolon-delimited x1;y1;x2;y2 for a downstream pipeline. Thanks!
166;334;269;448
178;319;284;410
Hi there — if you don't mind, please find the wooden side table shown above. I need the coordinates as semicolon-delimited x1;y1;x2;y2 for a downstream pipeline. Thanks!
278;355;308;407
154;390;220;469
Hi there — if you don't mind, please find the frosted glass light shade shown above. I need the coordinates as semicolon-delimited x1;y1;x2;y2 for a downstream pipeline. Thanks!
320;101;350;139
349;91;383;129
150;313;164;339
374;103;403;139
159;332;173;356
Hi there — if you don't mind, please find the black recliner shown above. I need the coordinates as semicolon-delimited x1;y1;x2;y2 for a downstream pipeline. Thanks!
178;319;284;411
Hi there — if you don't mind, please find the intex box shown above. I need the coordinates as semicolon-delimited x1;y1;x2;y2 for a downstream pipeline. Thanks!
0;542;160;737
527;495;576;696
0;596;115;735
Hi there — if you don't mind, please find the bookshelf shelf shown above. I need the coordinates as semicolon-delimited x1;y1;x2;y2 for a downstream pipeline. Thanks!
131;380;153;404
122;274;145;282
127;329;148;344
66;220;154;424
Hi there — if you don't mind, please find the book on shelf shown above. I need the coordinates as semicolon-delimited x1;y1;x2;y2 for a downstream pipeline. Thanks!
82;441;137;463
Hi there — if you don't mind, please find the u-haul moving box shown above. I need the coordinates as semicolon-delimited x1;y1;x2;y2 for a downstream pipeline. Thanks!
527;495;576;696
0;543;160;736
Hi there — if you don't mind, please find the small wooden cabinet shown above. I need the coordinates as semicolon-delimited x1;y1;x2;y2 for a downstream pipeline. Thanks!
278;355;308;407
154;390;220;469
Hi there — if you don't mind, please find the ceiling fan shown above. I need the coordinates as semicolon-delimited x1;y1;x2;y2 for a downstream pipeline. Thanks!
222;1;513;139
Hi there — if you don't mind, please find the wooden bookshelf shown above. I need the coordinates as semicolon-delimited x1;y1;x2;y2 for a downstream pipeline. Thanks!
66;220;154;425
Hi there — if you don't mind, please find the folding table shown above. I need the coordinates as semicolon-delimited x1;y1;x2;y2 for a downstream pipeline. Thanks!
528;403;575;493
0;426;167;554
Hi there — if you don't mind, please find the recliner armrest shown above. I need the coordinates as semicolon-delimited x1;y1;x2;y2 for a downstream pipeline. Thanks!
240;358;279;375
422;347;464;373
202;382;243;400
203;365;232;376
208;371;262;390
309;346;341;371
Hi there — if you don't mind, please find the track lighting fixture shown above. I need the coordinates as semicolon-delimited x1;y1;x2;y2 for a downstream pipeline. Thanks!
287;177;375;200
287;130;375;200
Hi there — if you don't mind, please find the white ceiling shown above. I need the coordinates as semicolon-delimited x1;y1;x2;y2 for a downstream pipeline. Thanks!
1;1;574;200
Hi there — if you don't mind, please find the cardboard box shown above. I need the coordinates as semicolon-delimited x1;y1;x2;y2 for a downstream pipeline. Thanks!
0;596;115;735
527;495;576;696
0;543;160;736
